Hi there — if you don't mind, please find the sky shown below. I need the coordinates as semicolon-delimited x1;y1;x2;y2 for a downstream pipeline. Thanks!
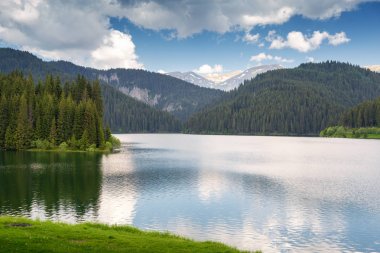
0;0;379;75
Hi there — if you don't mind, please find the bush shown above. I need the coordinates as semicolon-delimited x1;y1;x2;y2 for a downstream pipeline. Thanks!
68;135;79;149
31;139;53;150
59;142;68;150
105;141;113;151
87;144;97;152
109;135;121;149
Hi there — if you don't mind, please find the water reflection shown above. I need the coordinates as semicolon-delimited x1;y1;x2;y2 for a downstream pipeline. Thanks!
97;150;137;224
0;151;102;222
1;135;380;252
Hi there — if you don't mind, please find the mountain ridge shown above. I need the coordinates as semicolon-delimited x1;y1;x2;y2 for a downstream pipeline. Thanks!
167;65;283;91
0;48;224;121
185;61;380;135
0;48;182;132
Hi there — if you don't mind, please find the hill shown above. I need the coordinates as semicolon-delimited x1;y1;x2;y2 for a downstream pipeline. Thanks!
0;48;181;133
185;61;380;135
0;48;224;121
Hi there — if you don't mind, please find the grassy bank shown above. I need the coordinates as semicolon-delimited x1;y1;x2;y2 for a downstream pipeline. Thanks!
320;126;380;139
0;217;257;253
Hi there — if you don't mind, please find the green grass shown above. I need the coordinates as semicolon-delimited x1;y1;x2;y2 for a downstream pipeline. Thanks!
0;216;259;253
320;126;380;139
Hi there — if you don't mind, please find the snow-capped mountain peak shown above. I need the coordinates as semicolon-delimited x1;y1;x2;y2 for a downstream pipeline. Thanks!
167;71;215;88
167;65;283;91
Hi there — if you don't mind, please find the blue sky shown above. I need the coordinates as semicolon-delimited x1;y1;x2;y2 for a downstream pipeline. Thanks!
0;1;379;73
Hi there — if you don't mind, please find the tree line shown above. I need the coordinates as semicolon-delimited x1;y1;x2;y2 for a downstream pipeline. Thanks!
320;96;380;138
340;96;380;128
0;71;117;151
185;61;380;135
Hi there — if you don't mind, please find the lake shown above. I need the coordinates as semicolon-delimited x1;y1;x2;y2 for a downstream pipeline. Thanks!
1;134;380;252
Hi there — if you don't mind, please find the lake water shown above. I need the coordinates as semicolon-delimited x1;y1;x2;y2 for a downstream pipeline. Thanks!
1;134;380;252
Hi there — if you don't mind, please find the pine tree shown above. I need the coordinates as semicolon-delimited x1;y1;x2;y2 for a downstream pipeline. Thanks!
0;72;109;151
49;117;57;146
56;96;67;144
96;115;105;147
0;96;8;148
5;126;15;150
105;125;112;141
15;94;31;149
80;130;89;150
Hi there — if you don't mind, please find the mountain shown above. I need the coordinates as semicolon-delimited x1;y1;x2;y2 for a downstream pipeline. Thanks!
216;65;283;91
204;70;242;83
0;48;182;133
101;84;181;133
168;65;282;91
167;71;215;88
185;61;380;136
365;65;380;73
0;48;224;121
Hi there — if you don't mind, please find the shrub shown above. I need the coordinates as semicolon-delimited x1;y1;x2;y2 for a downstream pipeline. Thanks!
59;142;68;150
109;135;121;149
31;139;53;150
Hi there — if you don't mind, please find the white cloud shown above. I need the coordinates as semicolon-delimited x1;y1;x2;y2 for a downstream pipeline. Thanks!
0;0;365;68
0;0;143;69
250;52;293;63
268;30;350;52
328;32;351;45
90;30;143;69
306;56;315;62
157;69;167;74
194;64;223;74
242;32;260;44
116;0;372;38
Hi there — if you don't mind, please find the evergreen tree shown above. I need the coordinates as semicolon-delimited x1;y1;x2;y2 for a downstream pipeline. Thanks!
104;126;112;142
15;94;31;149
0;72;108;151
4;126;15;150
0;96;8;148
80;130;89;150
49;117;57;146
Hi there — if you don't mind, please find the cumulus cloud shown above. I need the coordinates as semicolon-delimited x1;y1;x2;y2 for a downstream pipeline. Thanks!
242;32;260;44
116;0;372;38
267;30;350;52
90;30;143;69
306;56;315;62
327;32;351;45
0;0;143;69
0;0;366;68
250;53;293;63
194;64;223;74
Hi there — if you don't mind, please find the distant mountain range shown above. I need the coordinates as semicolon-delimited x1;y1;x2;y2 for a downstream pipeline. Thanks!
0;48;224;122
168;65;282;91
166;71;215;89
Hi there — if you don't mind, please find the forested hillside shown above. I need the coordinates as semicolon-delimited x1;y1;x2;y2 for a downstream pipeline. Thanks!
320;97;380;139
0;72;111;150
102;84;181;132
340;96;380;128
0;48;224;121
185;62;380;135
